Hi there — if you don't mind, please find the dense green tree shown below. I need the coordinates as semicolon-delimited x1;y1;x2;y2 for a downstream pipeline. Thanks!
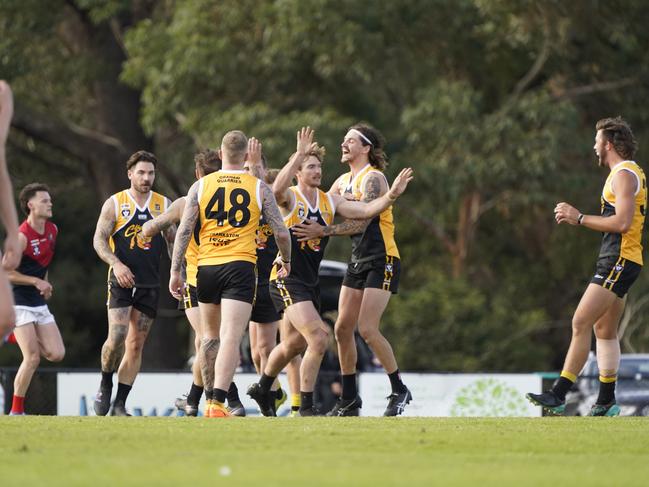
2;0;649;371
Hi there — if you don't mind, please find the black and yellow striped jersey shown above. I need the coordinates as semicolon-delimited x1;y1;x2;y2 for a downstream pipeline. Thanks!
599;161;647;265
256;214;278;283
109;190;169;288
197;170;262;266
338;164;399;263
270;186;335;286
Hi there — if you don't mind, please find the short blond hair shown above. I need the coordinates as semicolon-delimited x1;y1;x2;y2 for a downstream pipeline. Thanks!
221;130;248;164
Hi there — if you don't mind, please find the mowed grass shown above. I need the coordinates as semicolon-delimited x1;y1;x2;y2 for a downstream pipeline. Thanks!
1;417;648;487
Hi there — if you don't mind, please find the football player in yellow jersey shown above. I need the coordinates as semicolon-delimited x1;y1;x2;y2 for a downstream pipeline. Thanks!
140;149;249;416
247;127;413;416
92;151;175;416
0;81;21;340
528;117;646;417
170;130;292;418
293;124;413;416
244;161;302;415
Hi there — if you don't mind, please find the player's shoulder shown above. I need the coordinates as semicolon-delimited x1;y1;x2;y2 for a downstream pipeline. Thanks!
18;220;32;237
45;221;58;235
110;189;128;200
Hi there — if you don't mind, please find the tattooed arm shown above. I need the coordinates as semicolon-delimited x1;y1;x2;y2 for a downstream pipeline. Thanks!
169;182;199;297
292;171;387;241
334;168;414;219
93;198;135;288
260;182;291;278
141;197;184;238
163;222;177;260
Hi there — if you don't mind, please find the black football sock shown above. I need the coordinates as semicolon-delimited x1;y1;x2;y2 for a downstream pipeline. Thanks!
387;369;408;394
114;383;132;405
187;383;204;407
300;392;314;411
551;376;575;401
226;382;240;402
213;388;227;404
100;371;113;390
341;373;357;400
596;380;616;405
259;374;275;394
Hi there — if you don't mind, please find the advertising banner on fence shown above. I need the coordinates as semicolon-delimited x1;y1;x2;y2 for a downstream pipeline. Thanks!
57;372;289;417
360;373;542;417
58;372;542;417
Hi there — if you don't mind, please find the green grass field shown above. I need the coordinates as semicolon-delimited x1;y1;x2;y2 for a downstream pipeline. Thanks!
1;417;648;486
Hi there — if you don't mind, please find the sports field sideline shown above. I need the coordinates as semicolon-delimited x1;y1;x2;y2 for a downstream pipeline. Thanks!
1;417;648;486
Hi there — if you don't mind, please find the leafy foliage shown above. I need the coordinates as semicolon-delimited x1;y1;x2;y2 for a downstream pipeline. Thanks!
2;0;649;370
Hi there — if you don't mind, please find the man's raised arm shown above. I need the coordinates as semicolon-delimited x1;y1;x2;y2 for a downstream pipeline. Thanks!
335;168;414;220
272;127;314;209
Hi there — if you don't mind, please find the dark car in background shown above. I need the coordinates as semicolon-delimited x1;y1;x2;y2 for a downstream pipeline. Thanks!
318;259;348;316
565;353;649;416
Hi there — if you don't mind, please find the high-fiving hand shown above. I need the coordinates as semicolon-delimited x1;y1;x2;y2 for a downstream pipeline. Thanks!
387;168;414;200
296;127;314;156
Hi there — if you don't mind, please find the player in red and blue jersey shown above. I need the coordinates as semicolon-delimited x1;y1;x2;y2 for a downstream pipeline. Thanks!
7;183;65;415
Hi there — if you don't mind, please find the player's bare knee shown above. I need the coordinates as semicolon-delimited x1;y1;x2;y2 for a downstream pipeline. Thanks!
309;327;329;355
259;342;274;360
125;335;145;356
593;322;617;340
108;324;128;346
24;352;41;369
571;317;592;335
358;324;380;345
45;347;65;362
284;336;306;357
334;323;354;342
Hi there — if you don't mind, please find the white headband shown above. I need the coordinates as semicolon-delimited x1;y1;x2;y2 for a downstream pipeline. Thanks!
350;128;373;146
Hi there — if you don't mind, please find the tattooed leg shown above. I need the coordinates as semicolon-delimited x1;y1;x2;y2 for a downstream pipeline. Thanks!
198;301;221;397
101;307;130;373
199;337;220;393
117;309;154;385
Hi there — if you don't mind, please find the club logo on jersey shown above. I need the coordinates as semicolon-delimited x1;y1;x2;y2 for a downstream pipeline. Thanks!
302;238;322;253
256;223;273;250
30;238;41;256
124;224;151;250
120;203;131;219
297;201;306;220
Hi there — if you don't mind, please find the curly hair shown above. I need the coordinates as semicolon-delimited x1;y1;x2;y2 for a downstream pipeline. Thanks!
349;123;387;171
596;117;637;159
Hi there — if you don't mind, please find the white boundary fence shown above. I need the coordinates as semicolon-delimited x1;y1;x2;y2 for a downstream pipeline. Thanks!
57;372;541;417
